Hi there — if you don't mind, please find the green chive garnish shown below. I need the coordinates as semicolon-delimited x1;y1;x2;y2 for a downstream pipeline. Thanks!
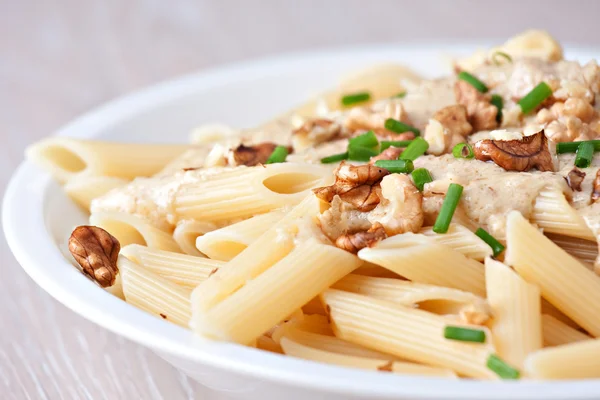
320;152;348;164
444;326;486;343
411;168;433;191
518;82;553;115
491;51;512;65
348;146;379;162
575;141;594;168
490;94;504;123
557;140;600;154
384;118;420;136
394;92;407;98
399;137;429;161
348;131;379;149
452;143;475;159
374;159;414;174
487;354;520;380
265;146;288;164
433;183;463;234
341;92;371;106
475;228;505;257
380;140;413;152
458;71;488;93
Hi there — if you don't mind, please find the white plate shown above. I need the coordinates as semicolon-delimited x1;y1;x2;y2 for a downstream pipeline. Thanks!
4;42;600;400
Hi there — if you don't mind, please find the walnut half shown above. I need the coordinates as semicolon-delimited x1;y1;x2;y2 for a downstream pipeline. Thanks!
473;131;554;172
68;225;120;287
335;222;387;254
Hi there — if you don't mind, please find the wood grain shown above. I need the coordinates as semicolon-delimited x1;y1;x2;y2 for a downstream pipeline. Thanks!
1;0;600;398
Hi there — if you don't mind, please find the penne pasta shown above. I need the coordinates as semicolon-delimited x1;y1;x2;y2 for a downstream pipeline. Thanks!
173;219;217;256
64;175;128;211
546;233;597;269
525;339;600;379
256;335;284;354
420;224;492;261
542;314;591;348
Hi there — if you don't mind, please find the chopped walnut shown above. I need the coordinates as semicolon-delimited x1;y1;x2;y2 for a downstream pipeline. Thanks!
369;147;403;163
313;162;389;212
544;117;592;143
592;170;600;203
228;143;292;166
424;105;473;155
68;226;120;287
459;302;491;326
345;101;412;134
335;222;387;254
292;119;347;150
566;168;586;192
473;131;554;172
454;80;498;131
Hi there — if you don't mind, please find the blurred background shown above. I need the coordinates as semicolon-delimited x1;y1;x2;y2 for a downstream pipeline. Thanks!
1;1;600;399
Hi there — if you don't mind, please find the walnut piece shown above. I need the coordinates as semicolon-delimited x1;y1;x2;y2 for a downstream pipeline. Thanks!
454;80;498;131
68;226;120;287
424;105;473;155
566;168;586;192
313;162;389;212
473;131;554;172
292;119;346;149
229;143;292;166
369;146;404;163
335;222;387;254
345;101;409;133
592;170;600;203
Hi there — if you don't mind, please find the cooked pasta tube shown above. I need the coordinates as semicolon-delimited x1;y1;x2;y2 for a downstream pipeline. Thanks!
546;233;597;269
256;335;284;354
195;210;285;261
420;224;492;261
353;262;403;278
90;211;181;252
119;257;191;327
505;211;600;337
120;244;223;289
173;219;216;256
64;175;128;211
525;339;600;379
358;233;486;296
301;296;327;316
174;163;333;223
291;314;333;336
485;257;542;368
542;314;591;347
192;238;362;344
321;289;496;379
26;137;189;184
532;186;595;241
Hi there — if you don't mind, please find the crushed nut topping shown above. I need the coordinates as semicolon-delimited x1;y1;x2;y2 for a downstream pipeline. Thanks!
345;101;409;133
424;105;473;155
566;168;586;191
473;131;554;172
229;143;292;166
592;170;600;203
459;302;491;326
455;80;498;131
292;119;347;149
68;226;120;287
313;162;389;212
335;222;387;254
369;146;404;163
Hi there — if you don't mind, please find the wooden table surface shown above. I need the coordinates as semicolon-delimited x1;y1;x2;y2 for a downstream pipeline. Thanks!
2;1;600;398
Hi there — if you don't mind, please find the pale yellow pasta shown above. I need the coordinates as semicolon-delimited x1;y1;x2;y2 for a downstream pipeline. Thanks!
90;211;181;252
292;314;333;336
26;137;189;184
301;297;327;316
485;257;542;368
321;289;496;379
256;335;284;354
120;244;223;289
525;339;600;379
358;233;486;296
532;186;595;241
64;175;128;211
352;263;402;278
173;219;217;256
420;224;492;261
542;314;591;348
119;257;191;327
174;163;333;223
192;237;362;344
195;210;285;261
546;233;597;269
505;211;600;337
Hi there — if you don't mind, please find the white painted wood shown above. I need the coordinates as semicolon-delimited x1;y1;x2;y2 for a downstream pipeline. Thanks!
1;0;599;398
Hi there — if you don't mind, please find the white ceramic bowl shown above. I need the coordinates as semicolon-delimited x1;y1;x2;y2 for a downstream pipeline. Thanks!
4;43;600;400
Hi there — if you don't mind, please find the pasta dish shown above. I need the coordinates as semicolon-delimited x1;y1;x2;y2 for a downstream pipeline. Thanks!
26;31;600;380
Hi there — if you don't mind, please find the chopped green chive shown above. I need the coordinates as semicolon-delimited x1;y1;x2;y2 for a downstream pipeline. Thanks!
452;143;475;159
491;51;512;65
518;82;553;115
490;94;504;123
487;354;520;380
575;141;594;168
374;159;414;174
320;152;348;164
341;92;371;106
557;140;600;154
348;131;379;149
458;71;488;93
475;228;505;257
384;118;420;136
380;140;413;152
394;92;407;98
348;146;379;162
411;168;433;191
433;183;464;234
265;146;288;164
399;137;429;161
444;326;486;343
